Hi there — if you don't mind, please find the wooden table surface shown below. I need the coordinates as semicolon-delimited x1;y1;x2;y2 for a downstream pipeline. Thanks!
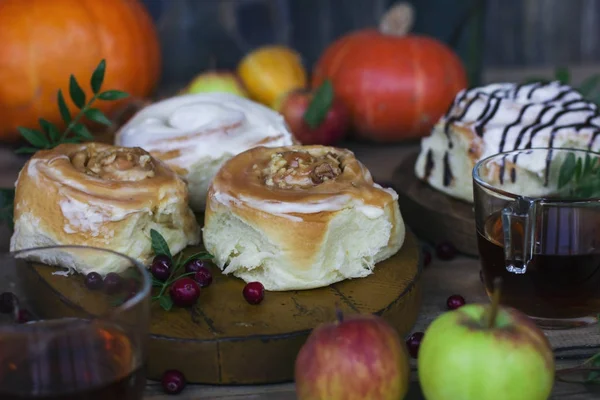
0;142;599;399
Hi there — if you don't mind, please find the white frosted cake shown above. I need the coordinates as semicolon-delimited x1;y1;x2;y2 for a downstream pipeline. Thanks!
415;81;600;202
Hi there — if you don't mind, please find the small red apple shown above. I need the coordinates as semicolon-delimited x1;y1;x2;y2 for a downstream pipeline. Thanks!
277;88;350;145
294;311;410;400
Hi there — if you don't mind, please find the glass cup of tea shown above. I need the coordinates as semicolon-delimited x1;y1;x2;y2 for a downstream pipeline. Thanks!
473;147;600;329
0;246;151;399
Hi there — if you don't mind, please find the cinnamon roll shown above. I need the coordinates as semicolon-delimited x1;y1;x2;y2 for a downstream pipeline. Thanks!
10;143;200;275
115;93;296;211
415;81;600;202
203;145;405;291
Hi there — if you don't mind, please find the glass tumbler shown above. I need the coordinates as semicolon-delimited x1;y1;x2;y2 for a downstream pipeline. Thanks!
0;246;151;399
473;147;600;329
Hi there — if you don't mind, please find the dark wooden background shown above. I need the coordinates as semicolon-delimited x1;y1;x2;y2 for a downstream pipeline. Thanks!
140;0;600;91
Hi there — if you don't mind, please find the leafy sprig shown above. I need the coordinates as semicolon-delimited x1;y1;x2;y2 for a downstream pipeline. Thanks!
303;79;334;129
16;59;129;154
557;152;600;198
149;229;213;311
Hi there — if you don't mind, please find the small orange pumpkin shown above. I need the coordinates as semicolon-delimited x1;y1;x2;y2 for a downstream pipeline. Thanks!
0;0;161;142
313;21;467;142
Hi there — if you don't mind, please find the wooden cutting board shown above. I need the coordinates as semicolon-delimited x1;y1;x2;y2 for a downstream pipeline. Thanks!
21;231;422;385
392;150;478;256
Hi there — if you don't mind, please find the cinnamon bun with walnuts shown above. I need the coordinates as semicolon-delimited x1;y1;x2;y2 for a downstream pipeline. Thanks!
115;93;296;211
10;143;200;275
203;145;405;291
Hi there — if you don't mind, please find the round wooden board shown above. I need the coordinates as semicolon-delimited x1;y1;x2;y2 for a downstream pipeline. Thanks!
22;231;422;385
392;150;478;256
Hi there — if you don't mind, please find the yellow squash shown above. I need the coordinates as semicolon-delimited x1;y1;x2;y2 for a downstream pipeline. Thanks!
237;46;307;108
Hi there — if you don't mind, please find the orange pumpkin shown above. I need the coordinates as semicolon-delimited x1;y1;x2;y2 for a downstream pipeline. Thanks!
0;0;161;142
312;29;468;142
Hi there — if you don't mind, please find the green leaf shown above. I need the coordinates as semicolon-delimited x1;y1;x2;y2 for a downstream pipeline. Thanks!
558;152;577;189
69;75;86;109
84;108;112;126
579;75;600;97
98;90;129;101
18;127;48;148
574;157;583;182
159;296;173;311
303;80;334;129
150;229;172;259
57;90;72;124
555;67;570;84
152;278;164;288
38;118;60;143
90;59;106;94
14;147;41;155
72;123;94;140
61;137;84;144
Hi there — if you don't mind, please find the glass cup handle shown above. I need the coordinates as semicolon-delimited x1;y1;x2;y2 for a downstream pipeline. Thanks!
501;197;538;275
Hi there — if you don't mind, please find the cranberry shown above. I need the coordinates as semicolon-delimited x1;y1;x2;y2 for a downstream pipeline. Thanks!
0;292;17;314
151;262;171;282
422;249;432;267
169;278;201;307
446;294;466;310
193;267;213;288
406;331;424;359
435;241;457;260
243;282;265;305
17;309;32;323
104;273;122;294
161;369;186;395
84;272;103;291
184;259;210;274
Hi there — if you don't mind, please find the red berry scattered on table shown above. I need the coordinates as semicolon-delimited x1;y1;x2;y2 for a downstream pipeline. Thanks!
0;292;16;314
104;273;123;294
184;259;210;274
151;255;172;282
84;272;103;291
406;331;424;359
243;282;265;305
435;241;457;260
446;294;466;310
161;369;186;395
169;278;201;307
422;248;432;267
17;309;32;324
193;267;213;288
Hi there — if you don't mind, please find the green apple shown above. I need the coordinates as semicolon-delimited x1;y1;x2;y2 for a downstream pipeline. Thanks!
183;72;248;97
418;303;554;400
294;312;410;400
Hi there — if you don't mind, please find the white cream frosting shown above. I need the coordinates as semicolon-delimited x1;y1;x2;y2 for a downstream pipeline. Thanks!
415;81;600;202
115;93;295;170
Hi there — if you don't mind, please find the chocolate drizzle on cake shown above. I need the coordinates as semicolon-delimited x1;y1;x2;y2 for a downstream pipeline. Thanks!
443;151;453;186
439;81;600;187
424;149;435;179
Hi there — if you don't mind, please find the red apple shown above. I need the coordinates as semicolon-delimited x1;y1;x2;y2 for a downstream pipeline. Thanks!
277;89;350;145
294;312;410;400
418;303;555;400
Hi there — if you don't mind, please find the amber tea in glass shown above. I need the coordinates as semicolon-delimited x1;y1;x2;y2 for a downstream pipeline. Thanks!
473;148;600;329
0;246;151;399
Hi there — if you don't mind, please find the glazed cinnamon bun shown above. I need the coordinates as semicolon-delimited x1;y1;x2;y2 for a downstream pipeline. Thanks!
203;145;405;291
115;93;296;211
415;81;600;202
10;143;200;275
